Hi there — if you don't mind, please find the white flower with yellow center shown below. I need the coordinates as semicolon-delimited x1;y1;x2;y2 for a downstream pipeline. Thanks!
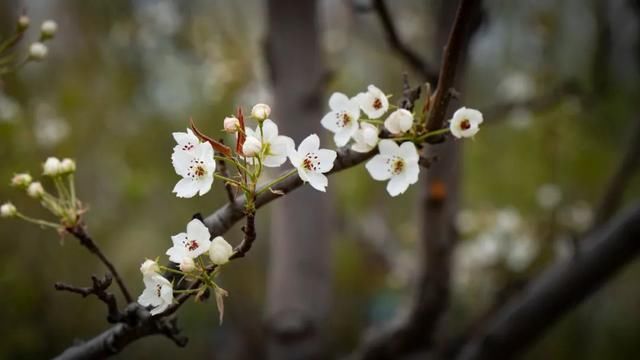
171;142;215;198
320;92;360;147
365;140;420;197
138;274;174;315
288;134;337;192
351;122;379;153
449;107;483;138
166;219;212;263
245;119;294;167
356;85;389;119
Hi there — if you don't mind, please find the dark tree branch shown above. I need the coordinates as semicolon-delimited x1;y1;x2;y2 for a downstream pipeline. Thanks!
66;224;133;303
229;211;256;260
455;203;640;360
372;0;438;84
592;119;640;227
55;274;122;323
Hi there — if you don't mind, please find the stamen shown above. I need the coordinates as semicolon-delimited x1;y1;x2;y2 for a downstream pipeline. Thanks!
373;98;383;110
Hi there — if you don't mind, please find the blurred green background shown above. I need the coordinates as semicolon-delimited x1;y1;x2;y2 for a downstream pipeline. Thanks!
1;0;639;359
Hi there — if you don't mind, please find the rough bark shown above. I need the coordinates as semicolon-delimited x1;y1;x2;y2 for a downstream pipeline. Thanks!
264;1;330;359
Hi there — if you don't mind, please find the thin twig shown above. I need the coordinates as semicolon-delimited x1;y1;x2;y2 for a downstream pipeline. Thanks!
55;274;122;323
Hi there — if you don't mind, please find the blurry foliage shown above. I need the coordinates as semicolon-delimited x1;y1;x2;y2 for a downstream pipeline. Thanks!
0;0;639;359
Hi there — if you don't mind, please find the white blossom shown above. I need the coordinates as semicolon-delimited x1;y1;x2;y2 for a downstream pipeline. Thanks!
223;116;240;133
140;259;160;277
18;16;30;30
166;219;212;263
449;107;483;138
288;134;337;192
1;202;17;218
171;142;215;198
172;128;200;154
11;173;32;188
245;119;294;167
242;136;262;157
138;274;173;315
320;92;360;147
41;20;58;38
365;140;420;197
536;183;562;209
351;122;379;153
43;157;62;176
179;257;196;273
60;158;76;173
356;85;389;119
28;42;48;61
384;109;414;134
251;103;271;121
27;182;44;198
209;236;233;265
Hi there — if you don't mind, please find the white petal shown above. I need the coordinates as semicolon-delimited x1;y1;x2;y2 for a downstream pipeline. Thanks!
166;245;187;263
245;127;257;139
387;175;410;197
187;219;211;245
270;136;294;156
172;129;198;146
377;139;400;156
365;155;393;181
263;154;287;167
171;150;194;177
399;141;419;162
298;134;320;154
321;111;341;133
329;92;350;110
196;174;214;196
306;172;328;192
297;167;309;182
334;128;352;147
404;162;420;185
150;302;169;315
261;119;278;141
316;149;337;173
289;150;303;168
173;178;199;198
351;141;375;153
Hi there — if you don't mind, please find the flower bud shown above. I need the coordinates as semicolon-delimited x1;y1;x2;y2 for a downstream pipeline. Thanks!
209;236;233;265
179;257;196;273
11;173;32;189
384;109;414;134
27;182;45;198
28;42;48;61
17;15;30;31
140;259;160;276
223;116;240;133
251;103;271;121
242;136;262;157
40;20;58;39
1;202;17;218
43;157;62;176
60;158;76;173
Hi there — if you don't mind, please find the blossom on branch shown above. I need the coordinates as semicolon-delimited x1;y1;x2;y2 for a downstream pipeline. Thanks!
449;107;483;138
289;134;336;192
366;140;420;197
140;259;160;277
172;128;201;154
171;142;215;198
209;236;233;265
138;274;174;315
351;122;379;153
320;92;360;147
166;219;212;263
384;109;414;134
356;85;389;119
245;119;294;167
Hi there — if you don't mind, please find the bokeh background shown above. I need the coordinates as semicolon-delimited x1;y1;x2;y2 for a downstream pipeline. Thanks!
1;0;639;359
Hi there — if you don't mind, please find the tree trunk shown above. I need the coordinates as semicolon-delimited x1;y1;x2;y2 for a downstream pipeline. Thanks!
265;1;330;359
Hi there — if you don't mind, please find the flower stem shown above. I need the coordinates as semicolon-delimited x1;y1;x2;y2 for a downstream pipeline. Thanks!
16;213;60;229
256;169;297;196
416;127;450;142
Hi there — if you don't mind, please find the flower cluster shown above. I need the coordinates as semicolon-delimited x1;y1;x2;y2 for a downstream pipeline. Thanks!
0;15;58;76
1;157;81;228
321;84;483;196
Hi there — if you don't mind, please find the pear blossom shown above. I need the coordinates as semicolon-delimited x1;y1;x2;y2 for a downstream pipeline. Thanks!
449;107;483;138
28;42;47;60
11;173;32;188
43;157;62;176
27;182;44;198
320;92;360;147
60;158;76;173
357;85;389;119
209;236;233;265
179;257;196;273
365;140;420;197
1;202;17;218
245;119;294;167
223;116;240;133
172;128;200;153
166;219;212;263
140;259;160;277
138;274;173;315
384;109;414;134
288;134;336;192
41;20;58;38
351;122;379;153
171;142;215;198
242;136;262;157
18;16;30;31
251;103;271;121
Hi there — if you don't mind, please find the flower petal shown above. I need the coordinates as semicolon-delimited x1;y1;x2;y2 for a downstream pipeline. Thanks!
261;119;278;141
187;219;211;244
173;178;200;198
298;134;320;154
365;155;393;181
399;141;419;162
329;92;350;110
316;149;337;173
377;139;400;156
386;175;410;197
321;111;341;133
306;171;328;192
196;174;214;196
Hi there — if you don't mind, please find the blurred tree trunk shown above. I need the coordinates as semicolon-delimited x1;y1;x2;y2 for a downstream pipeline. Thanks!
265;1;330;360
